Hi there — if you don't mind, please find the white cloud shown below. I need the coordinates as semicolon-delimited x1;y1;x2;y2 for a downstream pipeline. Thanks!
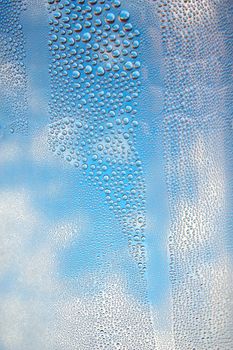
30;127;67;168
0;190;39;276
0;141;23;165
0;188;86;349
51;220;85;249
51;274;158;350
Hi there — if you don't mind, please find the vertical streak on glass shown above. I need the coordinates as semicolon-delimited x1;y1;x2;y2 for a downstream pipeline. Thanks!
0;0;28;135
157;0;233;348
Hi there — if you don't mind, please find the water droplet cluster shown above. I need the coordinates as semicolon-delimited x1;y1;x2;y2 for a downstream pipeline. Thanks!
157;0;233;348
54;275;157;350
47;0;146;272
0;0;28;134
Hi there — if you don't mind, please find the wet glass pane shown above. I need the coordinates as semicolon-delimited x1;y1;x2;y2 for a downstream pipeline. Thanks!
0;1;232;349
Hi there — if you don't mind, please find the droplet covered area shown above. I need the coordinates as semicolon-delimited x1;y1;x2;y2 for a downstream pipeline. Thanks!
156;0;233;348
0;0;28;135
47;0;146;272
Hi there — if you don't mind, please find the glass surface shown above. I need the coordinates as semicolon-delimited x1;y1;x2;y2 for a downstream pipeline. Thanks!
0;0;232;349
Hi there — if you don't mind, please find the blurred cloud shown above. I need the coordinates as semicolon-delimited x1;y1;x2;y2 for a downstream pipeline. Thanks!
0;141;23;165
30;126;67;168
0;186;88;349
0;189;39;276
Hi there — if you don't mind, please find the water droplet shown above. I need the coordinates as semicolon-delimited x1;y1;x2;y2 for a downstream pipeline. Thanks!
97;66;105;76
106;13;115;24
119;10;130;22
82;32;92;42
73;70;80;79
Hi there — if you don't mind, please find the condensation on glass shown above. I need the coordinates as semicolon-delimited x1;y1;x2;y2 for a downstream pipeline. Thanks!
0;0;232;349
